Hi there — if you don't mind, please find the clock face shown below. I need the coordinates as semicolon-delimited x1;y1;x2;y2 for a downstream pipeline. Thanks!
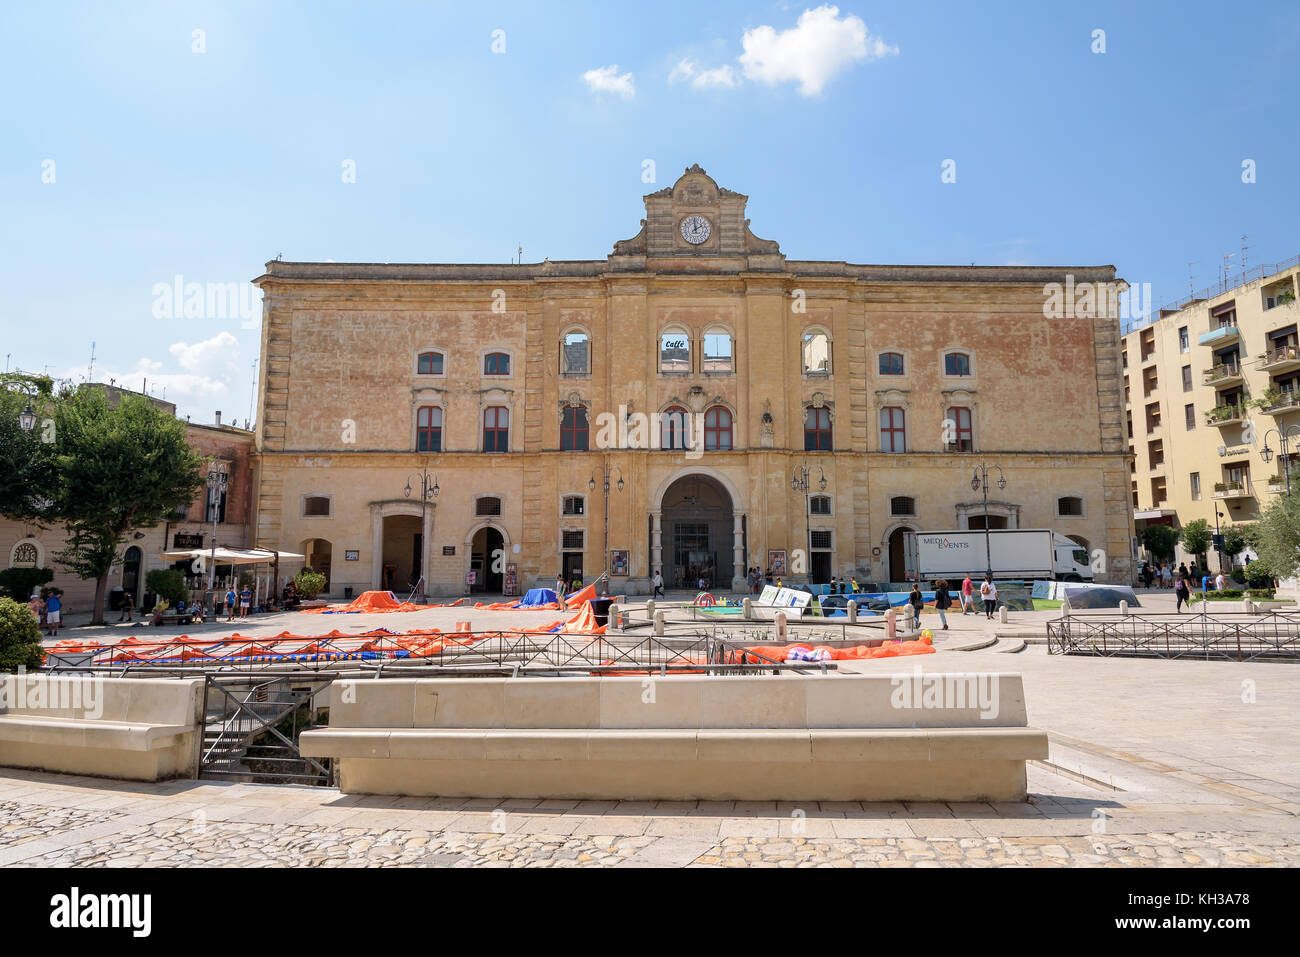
680;215;712;245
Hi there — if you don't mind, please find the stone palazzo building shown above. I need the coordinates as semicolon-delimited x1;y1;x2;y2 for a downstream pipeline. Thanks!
250;165;1132;596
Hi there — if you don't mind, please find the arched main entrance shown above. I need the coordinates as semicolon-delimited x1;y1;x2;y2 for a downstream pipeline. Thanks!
660;474;734;590
121;546;142;607
470;525;505;593
887;526;916;583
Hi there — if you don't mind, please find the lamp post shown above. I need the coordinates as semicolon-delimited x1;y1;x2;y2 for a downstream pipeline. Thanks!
1260;426;1300;496
204;468;228;614
970;462;1007;579
589;462;624;596
2;380;38;432
403;466;439;598
791;462;827;583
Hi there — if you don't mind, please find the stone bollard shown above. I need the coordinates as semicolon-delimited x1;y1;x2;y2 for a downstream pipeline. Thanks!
1061;597;1072;617
885;608;897;639
1119;600;1129;617
1243;598;1254;613
847;600;858;623
775;612;788;643
646;599;656;620
653;611;665;636
903;605;915;632
608;603;621;631
742;597;753;620
998;605;1008;624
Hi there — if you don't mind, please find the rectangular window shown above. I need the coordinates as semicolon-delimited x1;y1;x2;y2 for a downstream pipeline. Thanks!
1182;365;1192;391
948;407;972;451
1179;326;1189;353
483;407;509;452
809;530;833;550
562;530;584;550
1185;403;1196;430
879;407;906;453
416;406;442;452
810;496;831;515
484;352;510;376
1190;472;1201;501
562;496;585;516
702;333;733;373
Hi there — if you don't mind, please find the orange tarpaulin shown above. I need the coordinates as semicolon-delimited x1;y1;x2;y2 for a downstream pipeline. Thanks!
564;584;598;608
738;638;935;663
301;591;466;614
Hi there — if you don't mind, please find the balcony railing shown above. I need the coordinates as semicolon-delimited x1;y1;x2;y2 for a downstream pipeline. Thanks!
1212;480;1253;500
1259;344;1300;372
1257;390;1300;416
1205;404;1247;426
1203;362;1243;386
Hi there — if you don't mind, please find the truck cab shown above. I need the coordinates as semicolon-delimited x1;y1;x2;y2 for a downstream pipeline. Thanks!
1053;533;1094;581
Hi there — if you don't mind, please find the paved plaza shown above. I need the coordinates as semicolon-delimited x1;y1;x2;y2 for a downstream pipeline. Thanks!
10;593;1300;867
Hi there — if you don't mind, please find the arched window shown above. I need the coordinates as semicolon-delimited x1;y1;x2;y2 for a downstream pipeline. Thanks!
416;351;444;376
483;406;509;452
10;542;38;567
416;406;442;452
1058;496;1084;516
879;352;904;376
484;352;511;376
704;406;732;451
560;406;589;451
660;330;691;374
561;331;589;376
947;407;972;452
944;351;972;376
802;331;831;375
879;407;906;453
660;406;689;450
810;495;831;515
804;406;832;451
702;329;733;373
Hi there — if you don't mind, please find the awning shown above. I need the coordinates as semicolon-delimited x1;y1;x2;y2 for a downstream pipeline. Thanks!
160;547;306;565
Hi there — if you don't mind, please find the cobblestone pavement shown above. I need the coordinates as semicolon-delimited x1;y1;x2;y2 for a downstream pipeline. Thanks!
1;778;1296;867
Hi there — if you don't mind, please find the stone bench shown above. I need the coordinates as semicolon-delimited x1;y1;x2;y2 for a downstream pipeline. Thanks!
0;675;205;781
301;674;1047;802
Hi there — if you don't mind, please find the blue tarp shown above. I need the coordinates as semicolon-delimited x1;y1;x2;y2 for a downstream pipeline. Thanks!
518;588;559;607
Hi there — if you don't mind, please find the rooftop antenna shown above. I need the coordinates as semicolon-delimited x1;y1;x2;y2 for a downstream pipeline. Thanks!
517;243;523;265
1241;234;1250;284
1222;253;1235;292
87;341;96;382
247;358;258;429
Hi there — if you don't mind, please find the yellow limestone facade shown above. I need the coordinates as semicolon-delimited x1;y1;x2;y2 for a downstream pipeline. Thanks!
250;165;1132;597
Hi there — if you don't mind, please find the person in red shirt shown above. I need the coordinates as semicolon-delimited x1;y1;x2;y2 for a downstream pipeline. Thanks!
961;575;974;615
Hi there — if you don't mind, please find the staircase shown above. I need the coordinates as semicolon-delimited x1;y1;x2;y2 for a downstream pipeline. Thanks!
200;676;333;784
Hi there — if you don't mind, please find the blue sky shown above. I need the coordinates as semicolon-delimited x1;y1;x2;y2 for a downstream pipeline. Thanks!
3;1;1298;423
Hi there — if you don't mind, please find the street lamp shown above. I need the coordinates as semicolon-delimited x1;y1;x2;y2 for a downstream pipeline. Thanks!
17;400;36;433
403;467;439;599
589;462;624;596
204;468;229;614
970;462;1007;579
791;462;827;583
1259;425;1300;496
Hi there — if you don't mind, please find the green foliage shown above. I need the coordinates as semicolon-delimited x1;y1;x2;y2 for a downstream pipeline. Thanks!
1221;525;1248;559
46;387;206;624
145;569;188;606
293;569;327;599
1252;491;1300;582
1179;519;1212;564
0;566;53;603
1244;558;1274;589
1140;524;1179;561
0;597;45;672
0;385;59;523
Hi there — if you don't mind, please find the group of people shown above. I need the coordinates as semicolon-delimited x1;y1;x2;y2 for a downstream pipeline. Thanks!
1140;561;1201;590
26;590;63;637
826;576;860;595
553;574;584;600
905;574;1001;626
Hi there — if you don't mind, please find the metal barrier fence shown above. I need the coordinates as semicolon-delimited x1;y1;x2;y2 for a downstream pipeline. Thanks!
1047;610;1300;661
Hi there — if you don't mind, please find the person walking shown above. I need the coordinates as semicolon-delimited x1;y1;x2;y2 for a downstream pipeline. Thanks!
27;592;43;623
652;569;664;598
44;590;62;637
961;574;974;615
118;589;134;622
1178;562;1188;581
1163;563;1173;589
979;575;997;620
1174;572;1190;613
225;586;237;622
907;583;924;630
934;579;952;630
554;573;566;600
850;576;859;594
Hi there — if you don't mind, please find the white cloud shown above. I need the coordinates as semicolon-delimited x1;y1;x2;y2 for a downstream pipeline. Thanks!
739;4;897;96
669;58;740;89
168;332;240;376
582;64;636;99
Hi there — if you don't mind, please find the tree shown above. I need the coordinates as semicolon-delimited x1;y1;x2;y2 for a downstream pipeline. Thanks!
1140;524;1179;561
49;387;205;625
294;569;327;599
0;597;45;672
0;376;60;523
0;567;54;603
1252;492;1300;582
1180;519;1212;567
1222;525;1249;566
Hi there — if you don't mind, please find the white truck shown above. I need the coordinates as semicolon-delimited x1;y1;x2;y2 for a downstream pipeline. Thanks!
906;529;1093;581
